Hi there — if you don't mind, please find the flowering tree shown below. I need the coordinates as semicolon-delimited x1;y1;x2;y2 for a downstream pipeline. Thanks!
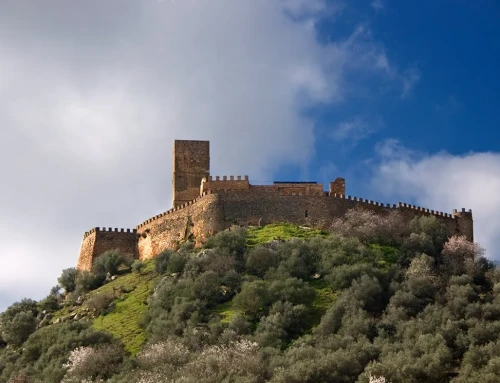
62;344;124;382
369;375;391;383
441;235;486;276
330;208;407;244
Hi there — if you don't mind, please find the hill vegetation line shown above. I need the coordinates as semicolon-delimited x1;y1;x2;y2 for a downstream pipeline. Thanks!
0;209;496;383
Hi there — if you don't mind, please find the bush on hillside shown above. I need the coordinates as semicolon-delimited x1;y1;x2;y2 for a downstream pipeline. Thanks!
204;227;247;270
92;250;134;276
154;249;176;274
441;235;487;276
0;299;39;347
3;221;499;383
131;260;146;273
62;343;126;382
85;292;115;316
331;208;408;245
58;268;78;293
74;270;106;294
245;246;279;277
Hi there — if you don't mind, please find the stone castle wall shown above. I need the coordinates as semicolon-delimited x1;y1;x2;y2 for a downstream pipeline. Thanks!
136;192;225;260
76;140;473;271
201;176;344;196
216;190;472;240
77;228;137;271
173;140;210;207
76;189;473;271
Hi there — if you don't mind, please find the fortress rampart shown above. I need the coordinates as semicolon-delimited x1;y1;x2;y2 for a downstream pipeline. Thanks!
77;227;138;271
76;140;474;271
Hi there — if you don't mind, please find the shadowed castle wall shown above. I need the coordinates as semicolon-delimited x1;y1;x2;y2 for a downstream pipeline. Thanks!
77;228;137;271
173;140;210;208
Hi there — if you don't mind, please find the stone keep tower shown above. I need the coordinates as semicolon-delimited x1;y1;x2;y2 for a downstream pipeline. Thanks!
172;140;210;208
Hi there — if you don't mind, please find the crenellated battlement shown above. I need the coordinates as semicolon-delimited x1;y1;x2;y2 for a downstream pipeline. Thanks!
76;139;474;271
328;193;460;219
206;175;249;181
136;192;213;230
83;227;137;239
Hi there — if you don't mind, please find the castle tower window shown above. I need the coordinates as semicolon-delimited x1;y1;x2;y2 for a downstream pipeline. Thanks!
305;210;308;217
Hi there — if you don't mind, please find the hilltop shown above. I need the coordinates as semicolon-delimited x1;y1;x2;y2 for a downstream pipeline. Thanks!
76;140;473;272
0;212;497;383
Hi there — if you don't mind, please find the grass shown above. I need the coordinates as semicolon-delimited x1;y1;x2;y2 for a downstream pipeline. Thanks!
214;300;241;324
370;243;399;270
92;261;158;355
52;261;159;355
246;223;328;247
309;279;337;326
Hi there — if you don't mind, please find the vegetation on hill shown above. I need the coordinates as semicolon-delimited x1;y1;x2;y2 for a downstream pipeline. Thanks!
0;208;497;383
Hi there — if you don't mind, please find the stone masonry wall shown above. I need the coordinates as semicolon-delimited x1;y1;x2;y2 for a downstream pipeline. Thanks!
329;178;346;195
173;140;210;207
201;176;250;194
202;176;327;196
136;193;226;260
77;191;473;271
218;191;473;241
77;228;138;271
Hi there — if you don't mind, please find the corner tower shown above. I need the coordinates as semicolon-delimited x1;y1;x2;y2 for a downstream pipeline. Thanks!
172;140;210;208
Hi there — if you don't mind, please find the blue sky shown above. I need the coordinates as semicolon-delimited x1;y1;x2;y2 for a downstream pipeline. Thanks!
279;0;500;185
1;0;499;310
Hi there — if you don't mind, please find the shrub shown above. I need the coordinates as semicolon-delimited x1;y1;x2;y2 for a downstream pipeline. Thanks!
330;208;408;245
256;301;309;348
233;280;271;319
326;263;385;291
85;292;115;316
409;215;448;254
58;268;78;293
245;246;279;277
275;239;317;280
154;249;175;274
131;260;146;273
1;299;39;346
268;278;316;306
92;250;133;276
204;227;247;270
167;253;187;274
62;343;126;382
38;294;60;313
442;235;486;276
1;311;37;346
75;270;105;293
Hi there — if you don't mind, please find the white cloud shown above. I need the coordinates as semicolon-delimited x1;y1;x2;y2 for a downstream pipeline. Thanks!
0;0;413;310
401;68;421;99
371;0;385;11
331;118;378;145
371;140;500;259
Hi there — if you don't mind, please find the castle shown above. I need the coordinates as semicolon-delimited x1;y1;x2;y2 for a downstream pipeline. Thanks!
76;140;474;270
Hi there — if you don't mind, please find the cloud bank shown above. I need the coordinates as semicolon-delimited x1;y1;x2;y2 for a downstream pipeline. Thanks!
0;0;415;310
371;140;500;259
